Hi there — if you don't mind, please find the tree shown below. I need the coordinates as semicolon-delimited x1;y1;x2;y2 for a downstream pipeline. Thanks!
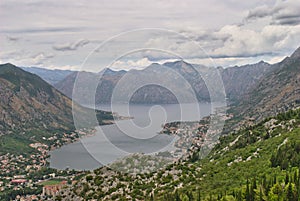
197;189;201;201
270;183;283;201
236;190;242;201
186;191;193;201
174;190;181;201
286;183;294;201
286;172;290;185
245;179;251;201
257;186;263;201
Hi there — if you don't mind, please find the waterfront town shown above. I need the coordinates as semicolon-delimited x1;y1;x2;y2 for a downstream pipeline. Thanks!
0;111;233;200
160;111;233;160
0;129;94;200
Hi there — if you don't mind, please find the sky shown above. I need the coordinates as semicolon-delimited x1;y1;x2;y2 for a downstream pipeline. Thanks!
1;0;300;72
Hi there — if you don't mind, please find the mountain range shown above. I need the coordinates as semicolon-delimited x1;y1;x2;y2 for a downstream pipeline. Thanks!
1;46;300;200
21;66;75;85
53;59;272;105
20;46;300;124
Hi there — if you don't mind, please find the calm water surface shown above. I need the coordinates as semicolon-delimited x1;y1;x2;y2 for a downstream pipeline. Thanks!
49;103;216;170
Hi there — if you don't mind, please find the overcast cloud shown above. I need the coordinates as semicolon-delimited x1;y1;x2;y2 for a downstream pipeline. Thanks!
1;0;299;71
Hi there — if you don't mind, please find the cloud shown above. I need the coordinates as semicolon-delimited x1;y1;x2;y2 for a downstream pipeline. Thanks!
0;50;54;66
53;39;89;51
271;13;300;26
208;24;300;60
245;0;300;26
0;0;299;70
46;64;81;71
246;5;279;21
31;52;54;65
110;58;153;70
6;36;19;42
1;27;86;34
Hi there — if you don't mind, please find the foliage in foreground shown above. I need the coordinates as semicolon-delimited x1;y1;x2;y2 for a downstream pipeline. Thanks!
68;108;300;200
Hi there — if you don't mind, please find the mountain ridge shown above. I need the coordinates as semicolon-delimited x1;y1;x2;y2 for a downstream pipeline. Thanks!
232;46;300;122
0;63;113;136
55;60;272;105
21;66;75;85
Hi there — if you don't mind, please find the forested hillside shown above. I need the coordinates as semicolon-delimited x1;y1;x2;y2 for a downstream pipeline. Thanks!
60;108;300;200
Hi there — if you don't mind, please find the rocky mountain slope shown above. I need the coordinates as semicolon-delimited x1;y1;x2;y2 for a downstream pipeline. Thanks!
21;66;75;85
232;47;300;122
221;61;271;101
55;60;271;105
0;63;113;136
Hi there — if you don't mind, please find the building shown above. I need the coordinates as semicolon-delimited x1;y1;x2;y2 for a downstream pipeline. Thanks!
11;179;27;185
42;181;67;197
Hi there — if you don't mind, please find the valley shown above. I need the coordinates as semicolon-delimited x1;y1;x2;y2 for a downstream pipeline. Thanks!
2;1;300;200
1;45;300;201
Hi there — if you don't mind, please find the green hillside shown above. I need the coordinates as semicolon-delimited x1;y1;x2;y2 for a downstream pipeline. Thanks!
68;108;300;201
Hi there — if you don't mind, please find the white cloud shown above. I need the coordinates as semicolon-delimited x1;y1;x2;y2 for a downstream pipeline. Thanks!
245;0;300;26
46;64;81;71
31;52;54;65
53;39;89;51
110;58;153;70
0;0;299;70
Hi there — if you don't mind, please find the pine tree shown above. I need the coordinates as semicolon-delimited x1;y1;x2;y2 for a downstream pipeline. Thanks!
259;186;263;201
236;190;242;201
174;190;181;201
286;183;294;201
197;189;201;201
246;179;251;201
209;194;213;201
273;174;277;185
286;172;290;184
187;191;193;201
250;179;255;201
253;177;257;189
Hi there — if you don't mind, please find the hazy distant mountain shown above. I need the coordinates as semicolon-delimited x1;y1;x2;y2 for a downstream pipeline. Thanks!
232;46;300;121
21;66;75;85
0;63;113;136
55;60;272;105
55;68;127;104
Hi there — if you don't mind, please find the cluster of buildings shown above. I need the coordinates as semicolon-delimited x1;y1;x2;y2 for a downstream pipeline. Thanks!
42;180;68;197
0;129;94;200
0;151;47;179
161;112;233;159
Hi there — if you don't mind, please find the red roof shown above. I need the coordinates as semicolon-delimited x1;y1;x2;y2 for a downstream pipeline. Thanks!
11;179;27;184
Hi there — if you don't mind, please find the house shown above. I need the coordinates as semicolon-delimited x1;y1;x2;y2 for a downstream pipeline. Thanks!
11;179;27;185
42;181;67;197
